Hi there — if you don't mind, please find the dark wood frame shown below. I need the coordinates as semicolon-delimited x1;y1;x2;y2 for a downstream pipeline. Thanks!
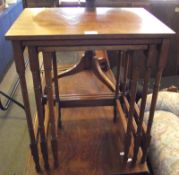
7;7;173;174
11;37;170;173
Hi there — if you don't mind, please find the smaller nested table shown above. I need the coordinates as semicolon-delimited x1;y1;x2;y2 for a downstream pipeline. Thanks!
6;7;174;174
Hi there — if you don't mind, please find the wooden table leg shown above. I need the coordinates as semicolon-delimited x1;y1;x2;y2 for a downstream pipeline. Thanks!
113;51;121;122
12;41;41;172
52;52;62;128
123;63;139;164
43;51;59;168
141;39;170;163
28;46;50;170
122;52;130;95
132;45;155;164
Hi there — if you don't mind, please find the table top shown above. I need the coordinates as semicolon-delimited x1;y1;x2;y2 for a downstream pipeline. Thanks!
6;7;175;40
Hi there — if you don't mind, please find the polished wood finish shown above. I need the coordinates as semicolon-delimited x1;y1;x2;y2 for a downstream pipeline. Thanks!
147;2;179;75
22;0;179;75
43;52;59;168
123;66;139;163
96;0;179;75
25;69;149;175
132;45;155;164
122;51;130;94
56;50;115;92
113;51;121;122
141;39;170;163
59;93;115;107
28;46;50;170
6;8;174;40
12;41;41;172
6;7;173;174
52;52;62;128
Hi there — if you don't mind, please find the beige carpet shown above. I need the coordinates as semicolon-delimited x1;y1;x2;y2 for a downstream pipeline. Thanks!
0;62;35;175
0;51;80;175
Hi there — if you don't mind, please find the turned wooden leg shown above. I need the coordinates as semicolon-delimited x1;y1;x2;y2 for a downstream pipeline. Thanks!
43;51;59;168
52;52;62;128
123;65;139;164
141;40;170;163
12;41;41;172
57;52;90;79
57;50;115;92
122;52;130;95
92;56;115;92
113;51;122;122
132;45;155;164
28;46;49;170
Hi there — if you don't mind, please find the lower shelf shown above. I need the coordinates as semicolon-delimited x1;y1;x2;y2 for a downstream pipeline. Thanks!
25;69;149;175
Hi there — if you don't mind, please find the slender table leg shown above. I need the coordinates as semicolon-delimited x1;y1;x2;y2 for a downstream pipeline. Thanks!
141;39;170;163
128;54;134;91
28;46;50;170
122;52;130;95
132;45;155;164
113;51;122;122
12;41;41;172
123;64;139;164
43;52;59;168
52;52;62;128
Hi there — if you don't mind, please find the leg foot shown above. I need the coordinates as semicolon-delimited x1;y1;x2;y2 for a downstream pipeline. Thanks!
40;141;50;170
51;138;59;168
30;143;41;172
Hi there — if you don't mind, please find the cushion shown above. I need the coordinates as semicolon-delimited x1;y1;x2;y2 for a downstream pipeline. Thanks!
144;111;179;175
143;91;179;116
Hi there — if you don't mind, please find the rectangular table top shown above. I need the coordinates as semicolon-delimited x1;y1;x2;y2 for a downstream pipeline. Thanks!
6;7;175;40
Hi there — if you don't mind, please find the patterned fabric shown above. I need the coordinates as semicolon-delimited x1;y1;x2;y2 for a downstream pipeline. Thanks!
143;92;179;175
144;91;179;116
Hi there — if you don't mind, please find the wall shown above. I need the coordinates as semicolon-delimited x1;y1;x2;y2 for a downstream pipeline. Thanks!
0;0;23;81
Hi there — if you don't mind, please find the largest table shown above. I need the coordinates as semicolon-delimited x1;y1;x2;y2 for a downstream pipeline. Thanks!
6;7;175;174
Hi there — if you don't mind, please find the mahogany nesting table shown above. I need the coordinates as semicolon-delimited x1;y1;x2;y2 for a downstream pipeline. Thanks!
6;7;174;174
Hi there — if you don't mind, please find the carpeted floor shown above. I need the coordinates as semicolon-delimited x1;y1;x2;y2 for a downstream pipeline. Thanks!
0;62;35;175
0;51;80;175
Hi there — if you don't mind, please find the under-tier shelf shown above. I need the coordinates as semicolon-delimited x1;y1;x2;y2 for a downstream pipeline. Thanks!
25;68;149;175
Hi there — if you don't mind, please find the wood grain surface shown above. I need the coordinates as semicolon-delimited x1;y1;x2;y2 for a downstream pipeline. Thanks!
6;7;175;40
25;69;148;175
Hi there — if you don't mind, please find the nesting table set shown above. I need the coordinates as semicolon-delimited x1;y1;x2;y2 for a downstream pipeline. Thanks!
6;7;174;174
